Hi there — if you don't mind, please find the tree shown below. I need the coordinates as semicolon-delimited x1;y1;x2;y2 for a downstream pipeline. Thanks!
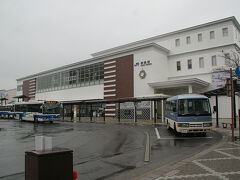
221;45;240;69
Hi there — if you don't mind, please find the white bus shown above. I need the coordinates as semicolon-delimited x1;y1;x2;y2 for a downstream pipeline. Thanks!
165;94;212;135
14;101;60;123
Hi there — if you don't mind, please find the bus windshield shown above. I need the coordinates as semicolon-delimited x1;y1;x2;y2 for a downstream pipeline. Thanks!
43;103;60;114
178;99;211;116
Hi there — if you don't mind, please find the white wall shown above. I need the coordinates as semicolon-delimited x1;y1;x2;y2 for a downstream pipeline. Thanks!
133;47;168;97
157;21;234;55
92;20;236;59
233;24;240;47
168;45;235;82
210;95;239;119
35;84;104;101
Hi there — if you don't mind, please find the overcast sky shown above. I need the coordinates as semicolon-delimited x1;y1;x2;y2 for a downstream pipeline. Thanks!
0;0;240;90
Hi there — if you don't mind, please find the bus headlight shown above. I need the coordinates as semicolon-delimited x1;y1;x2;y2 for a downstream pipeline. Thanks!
178;123;189;127
203;123;212;127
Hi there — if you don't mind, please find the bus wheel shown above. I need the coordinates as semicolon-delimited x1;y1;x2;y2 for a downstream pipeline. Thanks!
174;123;179;136
34;117;38;123
167;121;170;130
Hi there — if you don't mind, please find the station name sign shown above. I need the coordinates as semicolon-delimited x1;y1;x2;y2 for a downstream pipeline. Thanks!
134;60;152;67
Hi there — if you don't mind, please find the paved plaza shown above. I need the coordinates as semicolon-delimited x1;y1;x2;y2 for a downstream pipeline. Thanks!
138;128;240;180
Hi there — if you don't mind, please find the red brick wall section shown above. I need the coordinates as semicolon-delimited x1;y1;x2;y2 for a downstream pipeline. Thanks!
23;78;36;101
115;55;134;98
104;55;134;116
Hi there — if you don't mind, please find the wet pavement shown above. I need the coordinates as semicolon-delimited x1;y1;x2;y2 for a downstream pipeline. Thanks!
138;128;240;180
0;119;220;180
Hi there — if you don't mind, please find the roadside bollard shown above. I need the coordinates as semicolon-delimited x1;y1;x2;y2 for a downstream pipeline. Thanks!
73;171;78;180
25;136;73;180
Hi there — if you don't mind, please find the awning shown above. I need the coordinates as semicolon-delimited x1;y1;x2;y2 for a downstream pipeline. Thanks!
204;79;240;96
61;95;168;105
148;78;209;89
13;95;28;99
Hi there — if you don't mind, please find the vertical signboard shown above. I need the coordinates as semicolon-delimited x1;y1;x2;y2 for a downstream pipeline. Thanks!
211;71;230;90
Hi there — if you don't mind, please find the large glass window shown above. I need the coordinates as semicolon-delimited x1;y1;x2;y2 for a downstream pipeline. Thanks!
36;62;104;93
17;85;22;91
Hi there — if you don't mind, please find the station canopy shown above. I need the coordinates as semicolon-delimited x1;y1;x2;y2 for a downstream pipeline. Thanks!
148;78;209;89
61;94;169;105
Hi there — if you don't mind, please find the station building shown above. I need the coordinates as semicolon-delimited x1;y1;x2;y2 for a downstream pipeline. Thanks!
16;16;240;124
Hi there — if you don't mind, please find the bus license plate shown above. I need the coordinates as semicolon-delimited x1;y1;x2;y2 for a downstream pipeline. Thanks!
181;130;188;133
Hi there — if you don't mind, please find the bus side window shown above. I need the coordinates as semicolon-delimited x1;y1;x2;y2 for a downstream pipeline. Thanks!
172;101;177;112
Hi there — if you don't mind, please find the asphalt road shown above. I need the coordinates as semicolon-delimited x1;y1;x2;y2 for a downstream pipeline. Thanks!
0;119;221;180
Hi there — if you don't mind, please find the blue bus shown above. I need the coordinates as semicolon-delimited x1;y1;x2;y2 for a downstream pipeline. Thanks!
0;105;14;119
165;94;212;134
13;101;60;123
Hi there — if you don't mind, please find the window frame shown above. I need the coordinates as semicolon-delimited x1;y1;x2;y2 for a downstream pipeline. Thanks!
199;57;204;68
187;59;192;69
198;33;202;42
177;61;181;71
175;39;180;47
186;36;191;44
210;31;215;39
211;55;217;66
222;27;228;37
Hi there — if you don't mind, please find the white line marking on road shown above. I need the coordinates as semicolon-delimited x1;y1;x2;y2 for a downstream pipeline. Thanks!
155;128;160;139
164;170;180;177
197;157;233;162
217;147;240;151
155;173;215;180
144;132;150;162
214;149;240;160
193;160;228;180
228;142;240;147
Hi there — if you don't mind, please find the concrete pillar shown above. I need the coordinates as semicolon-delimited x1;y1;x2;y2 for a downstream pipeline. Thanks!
188;85;193;94
161;100;164;123
154;101;157;124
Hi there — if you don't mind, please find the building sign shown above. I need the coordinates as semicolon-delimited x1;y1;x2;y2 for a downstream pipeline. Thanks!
134;60;152;67
211;71;230;89
45;101;58;104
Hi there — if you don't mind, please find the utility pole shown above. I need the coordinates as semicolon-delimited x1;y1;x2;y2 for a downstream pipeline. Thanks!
230;68;234;142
